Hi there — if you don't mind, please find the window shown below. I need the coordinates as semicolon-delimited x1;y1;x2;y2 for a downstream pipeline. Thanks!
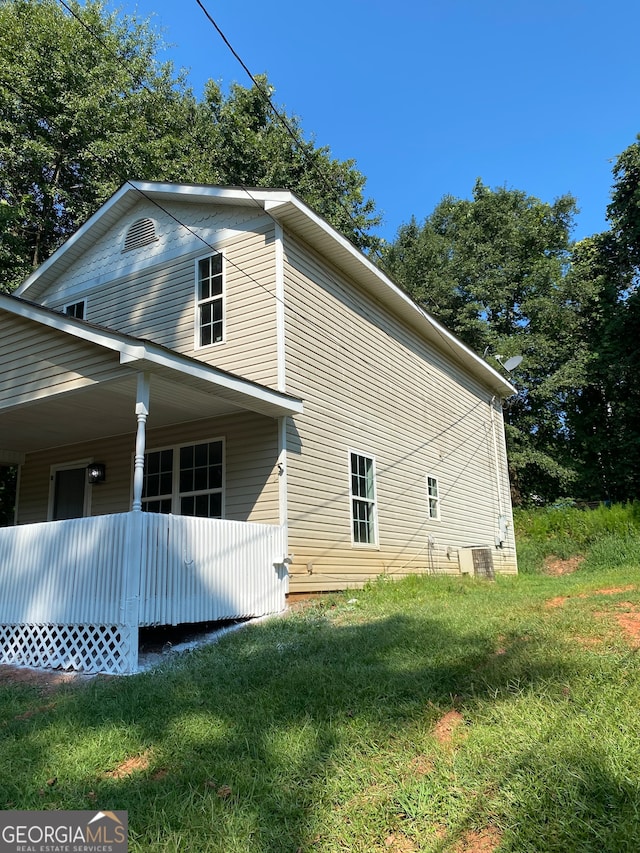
196;254;224;347
142;440;223;518
350;451;377;545
427;475;440;520
63;300;85;319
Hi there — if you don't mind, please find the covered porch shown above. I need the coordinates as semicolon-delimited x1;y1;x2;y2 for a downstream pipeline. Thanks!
0;296;302;673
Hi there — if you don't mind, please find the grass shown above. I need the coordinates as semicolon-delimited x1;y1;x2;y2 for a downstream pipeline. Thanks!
2;514;640;851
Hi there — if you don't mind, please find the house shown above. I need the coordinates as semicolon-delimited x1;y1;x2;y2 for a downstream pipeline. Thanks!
0;182;517;674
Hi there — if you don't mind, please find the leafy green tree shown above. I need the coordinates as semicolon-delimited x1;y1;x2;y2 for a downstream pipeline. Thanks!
565;138;640;502
380;180;583;503
0;0;379;293
0;0;197;291
186;78;380;252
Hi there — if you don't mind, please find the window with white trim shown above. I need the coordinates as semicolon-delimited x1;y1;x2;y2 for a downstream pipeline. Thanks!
350;451;377;545
427;475;440;520
142;440;223;518
196;253;224;347
63;300;86;320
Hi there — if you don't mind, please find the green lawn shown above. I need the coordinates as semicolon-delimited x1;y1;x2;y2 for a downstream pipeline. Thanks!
2;552;640;851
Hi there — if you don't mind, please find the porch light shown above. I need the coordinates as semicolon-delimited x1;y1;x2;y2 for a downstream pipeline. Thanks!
87;462;106;484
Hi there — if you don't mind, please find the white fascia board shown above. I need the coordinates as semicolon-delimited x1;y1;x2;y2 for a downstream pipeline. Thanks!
0;292;133;353
120;343;304;415
15;183;134;297
0;294;304;416
264;196;516;399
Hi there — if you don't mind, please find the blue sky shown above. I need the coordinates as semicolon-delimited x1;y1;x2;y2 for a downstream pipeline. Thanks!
126;0;640;244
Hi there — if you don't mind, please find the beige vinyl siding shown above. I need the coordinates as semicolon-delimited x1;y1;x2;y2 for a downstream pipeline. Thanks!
41;202;280;389
17;413;280;526
0;313;123;409
282;234;517;592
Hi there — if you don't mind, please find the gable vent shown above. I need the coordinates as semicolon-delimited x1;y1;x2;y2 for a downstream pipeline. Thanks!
123;217;158;252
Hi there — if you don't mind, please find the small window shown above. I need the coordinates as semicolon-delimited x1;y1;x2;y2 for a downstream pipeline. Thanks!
427;476;440;520
196;254;224;347
63;300;85;320
142;440;223;518
123;217;157;252
350;451;377;545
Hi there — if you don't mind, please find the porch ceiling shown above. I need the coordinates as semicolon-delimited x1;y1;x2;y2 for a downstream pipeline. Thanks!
0;296;303;456
0;372;279;455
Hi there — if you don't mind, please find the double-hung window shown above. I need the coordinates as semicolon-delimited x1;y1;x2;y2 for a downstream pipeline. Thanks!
142;440;224;518
350;451;377;545
196;253;224;347
427;475;440;520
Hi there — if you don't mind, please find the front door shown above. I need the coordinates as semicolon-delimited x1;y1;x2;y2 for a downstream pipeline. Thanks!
52;465;87;520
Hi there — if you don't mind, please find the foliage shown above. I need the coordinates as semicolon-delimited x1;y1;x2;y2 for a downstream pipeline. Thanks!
380;180;583;503
4;564;640;850
513;501;640;573
0;0;379;293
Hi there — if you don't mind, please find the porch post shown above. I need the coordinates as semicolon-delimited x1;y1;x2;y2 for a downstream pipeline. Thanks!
132;372;150;511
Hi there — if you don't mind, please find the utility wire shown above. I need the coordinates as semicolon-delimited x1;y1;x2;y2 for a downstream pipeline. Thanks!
5;3;510;579
194;0;380;257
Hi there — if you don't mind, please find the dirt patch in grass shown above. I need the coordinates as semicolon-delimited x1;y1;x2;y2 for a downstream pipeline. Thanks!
545;586;638;610
591;586;636;596
544;555;584;575
104;749;153;779
0;664;89;693
452;826;502;852
408;754;434;776
432;710;465;745
383;831;418;852
545;596;569;609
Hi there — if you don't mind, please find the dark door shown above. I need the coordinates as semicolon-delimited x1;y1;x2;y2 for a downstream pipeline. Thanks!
53;467;86;520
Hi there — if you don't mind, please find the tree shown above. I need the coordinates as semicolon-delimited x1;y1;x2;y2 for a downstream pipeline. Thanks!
564;137;640;502
184;78;380;252
0;0;197;291
0;0;379;293
380;180;583;503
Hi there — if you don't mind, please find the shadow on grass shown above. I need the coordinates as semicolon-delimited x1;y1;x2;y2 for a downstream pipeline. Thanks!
0;606;634;851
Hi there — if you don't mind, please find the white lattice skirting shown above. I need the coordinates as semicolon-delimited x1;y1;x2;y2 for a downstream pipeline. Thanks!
0;623;137;675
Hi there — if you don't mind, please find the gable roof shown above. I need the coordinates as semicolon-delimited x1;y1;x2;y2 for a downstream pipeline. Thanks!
15;181;516;398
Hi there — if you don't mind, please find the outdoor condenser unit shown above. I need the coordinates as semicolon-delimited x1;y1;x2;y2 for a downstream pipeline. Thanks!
458;546;495;579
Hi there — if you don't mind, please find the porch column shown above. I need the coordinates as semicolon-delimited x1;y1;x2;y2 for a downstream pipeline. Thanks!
132;372;150;512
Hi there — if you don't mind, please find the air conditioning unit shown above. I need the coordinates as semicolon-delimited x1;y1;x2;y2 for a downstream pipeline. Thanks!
458;546;495;579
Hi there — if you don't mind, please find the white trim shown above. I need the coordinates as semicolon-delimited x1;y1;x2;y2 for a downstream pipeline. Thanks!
47;458;92;521
194;250;226;351
277;416;288;528
348;448;379;549
13;463;21;526
274;222;287;392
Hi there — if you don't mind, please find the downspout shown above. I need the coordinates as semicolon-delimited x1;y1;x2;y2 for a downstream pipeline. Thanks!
490;395;508;547
274;221;291;592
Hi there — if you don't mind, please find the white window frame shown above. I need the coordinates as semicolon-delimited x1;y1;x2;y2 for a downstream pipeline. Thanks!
138;438;225;518
427;475;440;521
349;449;379;547
194;251;225;349
63;299;86;320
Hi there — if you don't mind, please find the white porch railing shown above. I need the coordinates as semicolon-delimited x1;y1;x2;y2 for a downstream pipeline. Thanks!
0;512;288;675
